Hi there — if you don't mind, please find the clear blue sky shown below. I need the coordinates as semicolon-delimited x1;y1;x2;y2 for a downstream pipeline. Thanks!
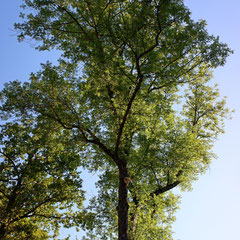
1;1;240;240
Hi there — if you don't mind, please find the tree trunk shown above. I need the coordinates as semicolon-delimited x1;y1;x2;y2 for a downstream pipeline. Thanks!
118;164;129;240
130;206;141;240
0;223;6;240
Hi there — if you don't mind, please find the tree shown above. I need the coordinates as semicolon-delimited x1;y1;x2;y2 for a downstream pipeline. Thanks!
0;120;91;239
0;0;232;239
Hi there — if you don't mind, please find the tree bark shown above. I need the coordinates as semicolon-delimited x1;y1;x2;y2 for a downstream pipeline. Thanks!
130;205;142;240
0;223;6;240
118;164;129;240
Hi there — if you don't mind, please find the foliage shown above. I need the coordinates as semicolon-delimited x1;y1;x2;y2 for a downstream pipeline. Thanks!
1;0;232;239
0;120;92;239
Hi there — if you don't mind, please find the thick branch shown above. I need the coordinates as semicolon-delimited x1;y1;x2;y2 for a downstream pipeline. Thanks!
115;55;144;155
151;181;180;197
115;77;143;155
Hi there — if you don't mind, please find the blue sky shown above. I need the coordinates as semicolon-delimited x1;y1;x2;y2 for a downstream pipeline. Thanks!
173;1;240;240
1;1;240;239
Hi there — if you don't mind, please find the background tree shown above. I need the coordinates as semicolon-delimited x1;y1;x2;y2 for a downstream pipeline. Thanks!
0;0;232;239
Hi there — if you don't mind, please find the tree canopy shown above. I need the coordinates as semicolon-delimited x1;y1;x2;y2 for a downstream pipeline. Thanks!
0;119;94;239
0;0;232;239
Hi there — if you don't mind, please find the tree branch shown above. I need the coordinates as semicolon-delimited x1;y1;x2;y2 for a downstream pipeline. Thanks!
55;4;87;35
0;151;20;177
10;196;55;224
151;181;180;197
115;65;143;155
0;189;10;200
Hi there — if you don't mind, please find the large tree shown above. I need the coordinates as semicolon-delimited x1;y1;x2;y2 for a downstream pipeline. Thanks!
1;0;232;239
